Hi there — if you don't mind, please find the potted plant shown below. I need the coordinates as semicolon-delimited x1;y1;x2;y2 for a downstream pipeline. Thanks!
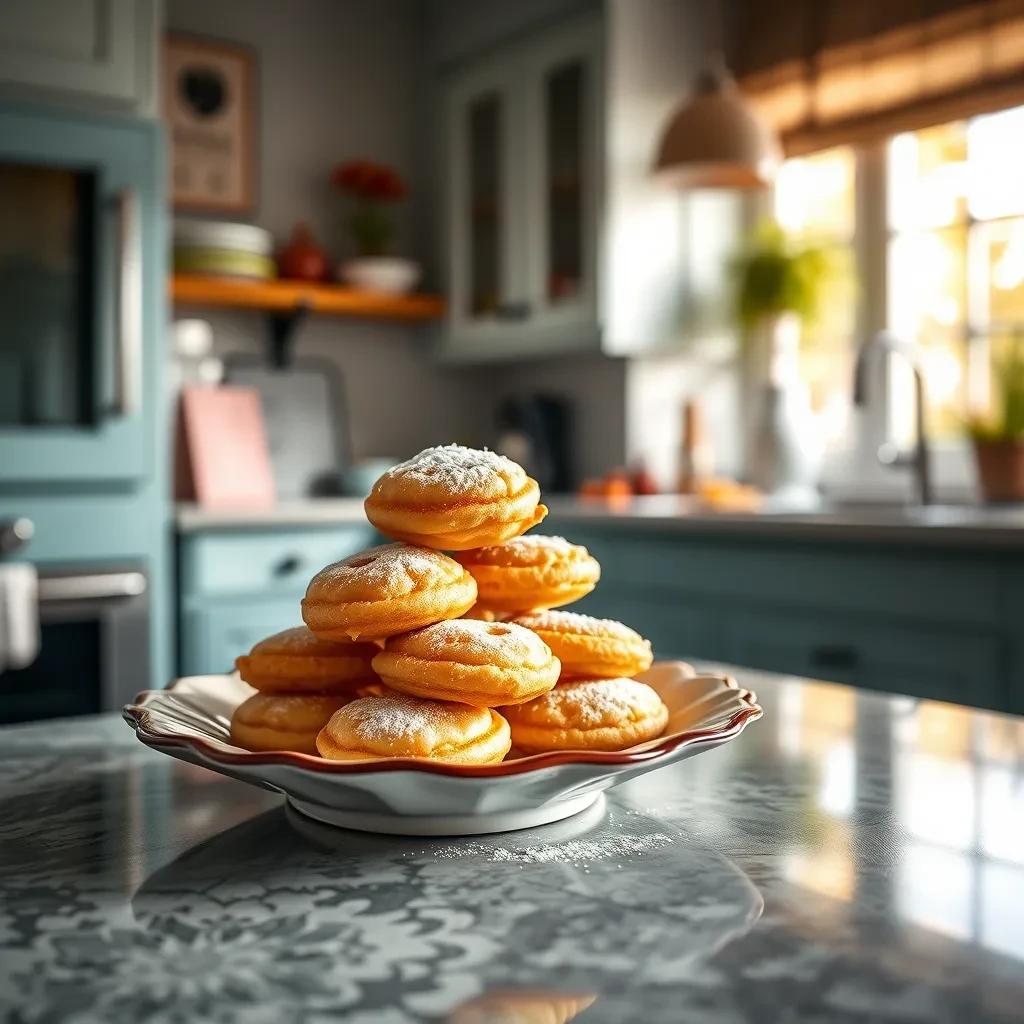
967;331;1024;503
331;160;419;293
730;222;847;500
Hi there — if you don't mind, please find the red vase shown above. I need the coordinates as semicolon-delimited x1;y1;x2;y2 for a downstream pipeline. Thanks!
277;223;328;281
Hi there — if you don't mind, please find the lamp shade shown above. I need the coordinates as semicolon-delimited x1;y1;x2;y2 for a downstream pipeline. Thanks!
654;68;780;189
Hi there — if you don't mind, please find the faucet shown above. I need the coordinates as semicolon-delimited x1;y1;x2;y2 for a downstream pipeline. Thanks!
853;331;933;506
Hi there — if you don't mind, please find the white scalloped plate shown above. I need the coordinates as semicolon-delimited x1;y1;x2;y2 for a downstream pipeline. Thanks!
124;661;762;835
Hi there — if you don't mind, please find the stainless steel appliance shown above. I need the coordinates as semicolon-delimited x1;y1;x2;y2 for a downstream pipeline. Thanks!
0;518;148;724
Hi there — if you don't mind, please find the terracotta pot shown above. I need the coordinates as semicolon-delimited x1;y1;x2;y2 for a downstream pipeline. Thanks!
973;438;1024;503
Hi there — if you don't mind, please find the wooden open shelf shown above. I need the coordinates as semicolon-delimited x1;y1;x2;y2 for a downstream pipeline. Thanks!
170;274;445;322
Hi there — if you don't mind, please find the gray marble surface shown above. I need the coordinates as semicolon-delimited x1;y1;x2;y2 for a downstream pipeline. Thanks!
2;670;1023;1023
175;499;368;531
546;496;1024;548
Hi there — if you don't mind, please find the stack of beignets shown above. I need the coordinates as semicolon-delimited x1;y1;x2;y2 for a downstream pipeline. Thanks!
227;444;668;762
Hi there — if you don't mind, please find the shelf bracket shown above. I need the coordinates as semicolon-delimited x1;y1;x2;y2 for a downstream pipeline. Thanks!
267;301;311;368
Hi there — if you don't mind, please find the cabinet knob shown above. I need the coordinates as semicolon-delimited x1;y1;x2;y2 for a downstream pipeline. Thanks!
810;645;860;671
0;518;34;556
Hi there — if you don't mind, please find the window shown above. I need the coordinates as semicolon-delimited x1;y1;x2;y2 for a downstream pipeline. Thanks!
773;146;857;447
774;102;1024;461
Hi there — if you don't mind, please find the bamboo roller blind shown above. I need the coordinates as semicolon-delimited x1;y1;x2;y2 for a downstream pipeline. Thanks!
735;0;1024;153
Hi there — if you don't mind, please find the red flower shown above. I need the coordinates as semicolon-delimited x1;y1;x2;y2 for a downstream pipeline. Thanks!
332;161;406;201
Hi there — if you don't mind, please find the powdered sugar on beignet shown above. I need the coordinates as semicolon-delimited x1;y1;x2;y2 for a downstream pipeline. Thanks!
302;544;477;641
316;692;511;764
364;445;547;550
372;619;559;706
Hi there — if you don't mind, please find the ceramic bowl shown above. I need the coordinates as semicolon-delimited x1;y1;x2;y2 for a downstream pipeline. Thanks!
123;662;762;836
339;256;420;294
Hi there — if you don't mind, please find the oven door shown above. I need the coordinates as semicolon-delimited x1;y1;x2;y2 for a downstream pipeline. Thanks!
0;106;159;485
0;564;149;725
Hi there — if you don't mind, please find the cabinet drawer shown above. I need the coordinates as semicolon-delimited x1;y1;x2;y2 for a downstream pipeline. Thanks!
562;530;1002;629
180;525;378;600
728;610;1003;710
570;589;729;664
181;601;300;677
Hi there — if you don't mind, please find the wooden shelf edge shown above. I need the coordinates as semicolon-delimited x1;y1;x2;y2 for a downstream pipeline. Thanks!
170;274;445;322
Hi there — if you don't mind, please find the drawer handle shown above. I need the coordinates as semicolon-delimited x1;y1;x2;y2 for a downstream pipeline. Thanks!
811;645;860;670
495;300;531;321
273;554;304;577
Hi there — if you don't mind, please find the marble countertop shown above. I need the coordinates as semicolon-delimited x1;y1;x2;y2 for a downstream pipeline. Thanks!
2;669;1022;1023
175;496;1024;546
545;495;1024;547
175;499;369;531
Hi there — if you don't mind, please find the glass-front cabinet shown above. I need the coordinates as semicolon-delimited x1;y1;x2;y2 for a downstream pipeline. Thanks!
445;53;525;344
0;106;156;484
442;15;602;361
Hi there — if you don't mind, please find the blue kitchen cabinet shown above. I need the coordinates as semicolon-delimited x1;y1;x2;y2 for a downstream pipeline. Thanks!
182;602;308;678
572;589;726;663
0;0;158;116
0;105;171;699
177;522;378;677
0;106;161;485
547;517;1020;714
725;609;1003;709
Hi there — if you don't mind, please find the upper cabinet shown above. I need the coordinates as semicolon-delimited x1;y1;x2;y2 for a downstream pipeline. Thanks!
0;108;163;485
439;15;603;363
0;0;158;117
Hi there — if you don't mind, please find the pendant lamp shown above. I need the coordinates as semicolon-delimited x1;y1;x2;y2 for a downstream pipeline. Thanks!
653;57;780;189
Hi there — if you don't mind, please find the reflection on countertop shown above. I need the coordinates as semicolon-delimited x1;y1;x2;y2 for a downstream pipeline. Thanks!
1;668;1022;1022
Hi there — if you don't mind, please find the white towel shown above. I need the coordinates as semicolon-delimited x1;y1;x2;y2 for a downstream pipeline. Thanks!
0;563;39;673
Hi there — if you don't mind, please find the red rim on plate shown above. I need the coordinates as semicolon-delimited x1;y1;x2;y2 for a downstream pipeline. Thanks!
123;673;763;779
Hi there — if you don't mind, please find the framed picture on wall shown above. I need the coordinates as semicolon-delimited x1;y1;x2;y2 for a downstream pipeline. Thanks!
164;35;257;213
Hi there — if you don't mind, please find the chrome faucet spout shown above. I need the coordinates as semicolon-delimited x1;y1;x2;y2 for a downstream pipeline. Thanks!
851;332;933;506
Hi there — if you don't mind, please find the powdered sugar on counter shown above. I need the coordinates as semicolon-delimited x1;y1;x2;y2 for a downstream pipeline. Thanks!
416;831;674;864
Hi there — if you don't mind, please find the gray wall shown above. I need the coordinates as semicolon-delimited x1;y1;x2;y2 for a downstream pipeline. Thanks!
167;0;490;461
168;0;740;486
422;0;598;70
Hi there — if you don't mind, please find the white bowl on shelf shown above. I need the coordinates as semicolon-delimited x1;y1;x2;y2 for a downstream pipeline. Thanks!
339;257;421;294
123;661;762;837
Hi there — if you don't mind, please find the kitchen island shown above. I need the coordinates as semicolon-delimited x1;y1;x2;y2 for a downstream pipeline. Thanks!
2;668;1022;1022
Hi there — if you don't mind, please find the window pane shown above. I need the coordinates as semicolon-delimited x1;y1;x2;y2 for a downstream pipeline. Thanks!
889;227;967;338
774;146;855;239
888;228;968;439
0;163;94;427
773;146;856;447
888;121;968;231
801;243;857;442
967;105;1024;221
467;93;501;317
545;60;585;304
972;218;1024;330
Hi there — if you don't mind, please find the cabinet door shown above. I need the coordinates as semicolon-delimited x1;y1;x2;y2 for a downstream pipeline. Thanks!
0;0;155;113
522;15;603;346
182;602;302;678
573;589;729;664
728;610;1004;711
443;54;528;355
0;109;159;483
